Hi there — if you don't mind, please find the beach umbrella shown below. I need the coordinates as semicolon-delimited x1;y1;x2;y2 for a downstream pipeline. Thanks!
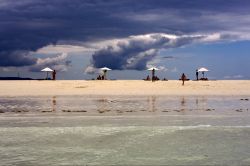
198;67;209;78
100;67;112;80
41;67;53;80
147;67;159;81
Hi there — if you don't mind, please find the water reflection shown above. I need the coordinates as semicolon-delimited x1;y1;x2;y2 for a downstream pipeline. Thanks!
0;96;249;115
181;97;186;108
148;96;157;112
52;96;57;112
195;96;208;111
179;97;187;114
96;98;111;114
42;96;57;113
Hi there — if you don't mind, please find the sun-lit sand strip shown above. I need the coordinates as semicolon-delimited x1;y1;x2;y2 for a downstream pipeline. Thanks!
0;80;249;96
0;80;250;96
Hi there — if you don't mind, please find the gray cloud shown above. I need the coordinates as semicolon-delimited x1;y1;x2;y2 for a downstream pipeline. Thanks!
86;33;209;72
0;51;37;67
29;53;69;72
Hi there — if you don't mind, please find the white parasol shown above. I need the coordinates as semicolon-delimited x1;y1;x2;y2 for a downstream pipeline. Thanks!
147;67;160;81
198;67;209;78
41;67;53;80
100;67;112;80
147;67;160;71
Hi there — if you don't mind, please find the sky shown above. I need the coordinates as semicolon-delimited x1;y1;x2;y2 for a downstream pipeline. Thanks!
0;0;250;80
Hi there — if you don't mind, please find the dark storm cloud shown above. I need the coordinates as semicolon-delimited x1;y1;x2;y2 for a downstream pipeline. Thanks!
91;34;171;70
0;51;37;67
87;33;205;71
0;0;134;67
1;0;250;67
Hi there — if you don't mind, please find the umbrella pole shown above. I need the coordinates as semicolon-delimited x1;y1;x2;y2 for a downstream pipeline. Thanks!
152;69;155;82
104;70;107;80
46;72;48;80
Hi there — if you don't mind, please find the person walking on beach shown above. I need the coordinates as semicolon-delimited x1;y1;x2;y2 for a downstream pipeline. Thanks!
52;70;56;80
181;73;186;86
196;69;199;80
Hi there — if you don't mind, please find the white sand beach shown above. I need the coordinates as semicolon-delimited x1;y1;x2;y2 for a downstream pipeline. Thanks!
0;80;249;96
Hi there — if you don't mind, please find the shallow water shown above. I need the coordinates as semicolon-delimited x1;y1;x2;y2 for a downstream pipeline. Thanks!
0;95;249;115
0;95;250;165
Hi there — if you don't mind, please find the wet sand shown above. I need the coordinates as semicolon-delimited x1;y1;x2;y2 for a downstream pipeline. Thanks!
0;80;250;96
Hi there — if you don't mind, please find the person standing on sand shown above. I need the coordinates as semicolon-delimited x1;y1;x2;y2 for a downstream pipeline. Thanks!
181;73;186;86
196;69;199;80
52;70;56;80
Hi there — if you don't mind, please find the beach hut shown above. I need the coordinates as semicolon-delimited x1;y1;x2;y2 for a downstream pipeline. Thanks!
100;67;112;80
41;67;53;80
198;67;209;79
147;67;159;81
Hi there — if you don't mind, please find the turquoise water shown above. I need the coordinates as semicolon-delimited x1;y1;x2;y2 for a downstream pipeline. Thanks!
0;96;250;165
